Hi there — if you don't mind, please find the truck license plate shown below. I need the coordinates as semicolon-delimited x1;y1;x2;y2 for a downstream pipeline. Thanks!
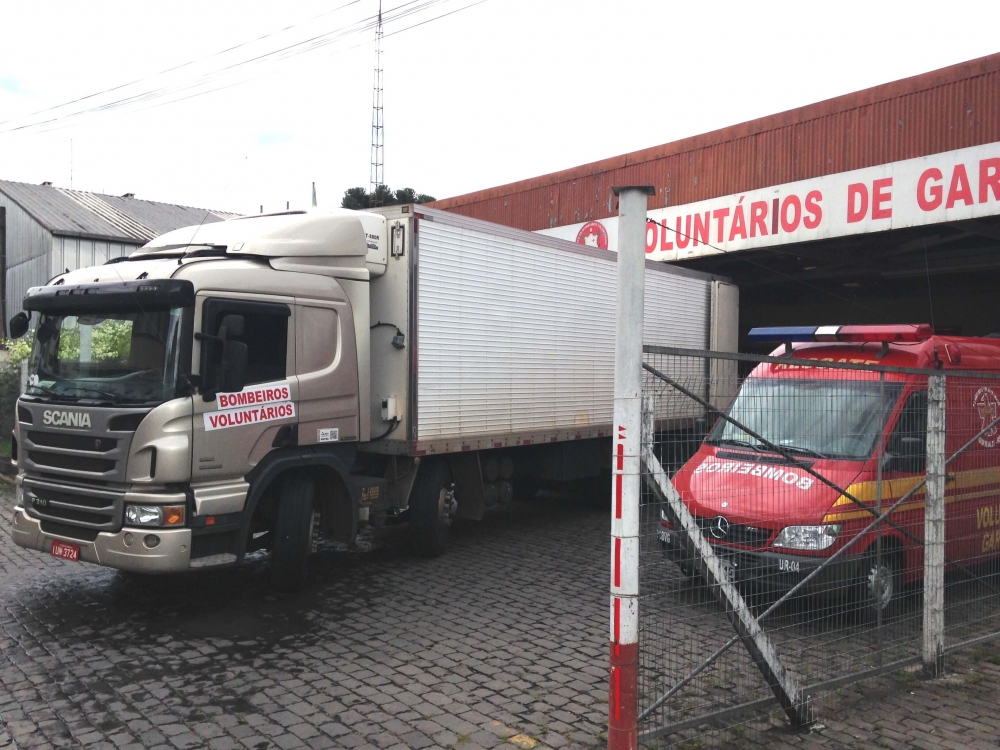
50;540;80;562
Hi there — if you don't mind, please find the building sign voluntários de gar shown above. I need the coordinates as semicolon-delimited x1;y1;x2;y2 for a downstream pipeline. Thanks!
536;141;1000;260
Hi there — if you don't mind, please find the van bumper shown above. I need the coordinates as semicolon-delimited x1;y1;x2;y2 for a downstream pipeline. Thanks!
10;508;192;574
658;526;862;595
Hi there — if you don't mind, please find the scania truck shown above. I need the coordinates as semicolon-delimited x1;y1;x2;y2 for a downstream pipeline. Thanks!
7;205;736;590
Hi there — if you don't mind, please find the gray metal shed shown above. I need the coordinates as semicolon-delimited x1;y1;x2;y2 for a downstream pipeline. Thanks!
0;180;238;330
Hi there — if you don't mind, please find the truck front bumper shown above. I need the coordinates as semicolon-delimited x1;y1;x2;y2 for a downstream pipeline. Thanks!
11;508;192;574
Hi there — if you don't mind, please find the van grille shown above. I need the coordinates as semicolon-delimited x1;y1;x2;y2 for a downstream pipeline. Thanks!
695;515;773;548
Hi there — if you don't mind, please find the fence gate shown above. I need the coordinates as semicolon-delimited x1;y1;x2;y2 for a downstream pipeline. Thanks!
616;346;1000;748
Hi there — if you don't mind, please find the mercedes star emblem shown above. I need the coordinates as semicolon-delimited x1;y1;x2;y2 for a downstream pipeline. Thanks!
710;515;730;540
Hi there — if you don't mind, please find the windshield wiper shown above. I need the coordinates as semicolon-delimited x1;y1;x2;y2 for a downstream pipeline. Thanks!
26;384;73;400
70;385;121;401
706;438;764;452
773;444;828;459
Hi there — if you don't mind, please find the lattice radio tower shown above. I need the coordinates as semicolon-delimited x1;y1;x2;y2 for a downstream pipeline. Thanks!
369;0;385;206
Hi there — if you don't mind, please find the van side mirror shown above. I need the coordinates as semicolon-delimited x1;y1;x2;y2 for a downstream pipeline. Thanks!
9;312;29;339
220;339;248;394
884;436;925;474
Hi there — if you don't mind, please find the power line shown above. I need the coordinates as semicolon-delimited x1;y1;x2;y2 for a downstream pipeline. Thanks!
1;0;486;136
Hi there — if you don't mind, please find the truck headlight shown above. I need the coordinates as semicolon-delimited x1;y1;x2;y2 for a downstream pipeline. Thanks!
124;504;185;527
772;524;841;551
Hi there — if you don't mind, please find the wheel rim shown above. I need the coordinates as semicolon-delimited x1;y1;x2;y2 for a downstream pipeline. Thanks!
438;485;454;529
868;560;894;610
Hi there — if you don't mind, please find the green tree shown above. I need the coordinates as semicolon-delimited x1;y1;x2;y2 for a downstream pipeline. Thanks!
341;185;435;209
92;320;132;362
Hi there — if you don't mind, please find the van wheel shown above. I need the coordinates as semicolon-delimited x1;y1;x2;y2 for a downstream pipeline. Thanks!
272;472;315;592
860;547;903;619
410;459;455;557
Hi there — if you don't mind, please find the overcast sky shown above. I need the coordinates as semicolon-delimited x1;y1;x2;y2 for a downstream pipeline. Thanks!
1;0;999;217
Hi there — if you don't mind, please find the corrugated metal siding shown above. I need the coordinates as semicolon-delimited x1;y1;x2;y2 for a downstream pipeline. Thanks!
50;236;140;278
415;220;708;441
431;54;1000;232
2;194;52;326
6;254;49;328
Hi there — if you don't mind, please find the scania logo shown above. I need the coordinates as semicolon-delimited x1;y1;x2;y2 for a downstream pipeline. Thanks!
709;515;730;540
42;410;92;428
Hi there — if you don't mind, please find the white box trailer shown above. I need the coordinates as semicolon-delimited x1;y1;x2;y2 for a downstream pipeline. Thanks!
369;204;737;456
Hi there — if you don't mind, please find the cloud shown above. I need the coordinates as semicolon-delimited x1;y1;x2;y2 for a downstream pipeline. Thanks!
256;132;293;146
0;77;28;95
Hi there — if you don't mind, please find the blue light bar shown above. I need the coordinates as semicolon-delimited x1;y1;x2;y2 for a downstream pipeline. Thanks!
747;326;818;343
748;324;933;344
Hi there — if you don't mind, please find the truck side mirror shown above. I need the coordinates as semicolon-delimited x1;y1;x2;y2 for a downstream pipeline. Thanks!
220;339;248;394
219;314;245;340
9;312;29;339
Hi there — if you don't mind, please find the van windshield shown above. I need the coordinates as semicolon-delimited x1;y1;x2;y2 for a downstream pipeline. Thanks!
707;378;902;460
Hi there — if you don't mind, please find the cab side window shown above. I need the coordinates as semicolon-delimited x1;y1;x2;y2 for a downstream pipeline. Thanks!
202;299;290;386
887;390;928;473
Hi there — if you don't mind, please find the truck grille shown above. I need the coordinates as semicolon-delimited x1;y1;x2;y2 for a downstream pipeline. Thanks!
23;479;124;532
27;451;117;474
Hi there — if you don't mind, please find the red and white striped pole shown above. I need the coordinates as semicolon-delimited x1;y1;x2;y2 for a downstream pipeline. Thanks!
609;185;653;750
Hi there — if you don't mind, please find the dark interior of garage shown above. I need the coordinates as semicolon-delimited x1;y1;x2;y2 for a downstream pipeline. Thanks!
675;215;1000;353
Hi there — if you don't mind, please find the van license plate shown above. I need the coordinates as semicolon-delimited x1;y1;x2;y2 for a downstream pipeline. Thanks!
50;540;80;562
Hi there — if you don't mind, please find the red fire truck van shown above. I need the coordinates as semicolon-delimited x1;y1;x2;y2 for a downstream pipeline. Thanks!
659;324;1000;613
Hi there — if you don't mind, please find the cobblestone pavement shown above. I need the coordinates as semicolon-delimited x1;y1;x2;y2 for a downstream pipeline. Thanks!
1;482;999;750
0;485;609;750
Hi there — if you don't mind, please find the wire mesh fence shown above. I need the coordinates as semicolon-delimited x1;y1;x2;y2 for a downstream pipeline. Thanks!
635;346;1000;747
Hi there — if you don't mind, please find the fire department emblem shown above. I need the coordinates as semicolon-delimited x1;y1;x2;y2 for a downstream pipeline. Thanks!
974;387;1000;448
576;221;609;250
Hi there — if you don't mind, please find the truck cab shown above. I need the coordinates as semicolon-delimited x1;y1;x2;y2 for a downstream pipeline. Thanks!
661;324;1000;613
9;210;387;589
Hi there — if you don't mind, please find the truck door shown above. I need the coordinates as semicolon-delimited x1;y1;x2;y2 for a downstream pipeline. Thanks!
191;295;297;484
294;300;360;446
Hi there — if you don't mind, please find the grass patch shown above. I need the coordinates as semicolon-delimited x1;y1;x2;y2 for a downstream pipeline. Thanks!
0;438;9;458
455;734;472;744
892;668;918;687
972;644;1000;665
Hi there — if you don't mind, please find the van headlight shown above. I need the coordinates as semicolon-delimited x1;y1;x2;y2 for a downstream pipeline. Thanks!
124;504;185;527
772;524;841;551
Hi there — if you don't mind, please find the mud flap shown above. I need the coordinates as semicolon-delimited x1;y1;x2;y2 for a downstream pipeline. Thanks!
449;452;486;520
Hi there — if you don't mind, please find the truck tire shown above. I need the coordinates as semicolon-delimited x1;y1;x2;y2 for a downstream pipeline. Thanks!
272;472;315;592
410;459;454;557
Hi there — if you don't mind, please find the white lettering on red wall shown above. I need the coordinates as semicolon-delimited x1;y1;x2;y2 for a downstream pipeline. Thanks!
536;141;1000;260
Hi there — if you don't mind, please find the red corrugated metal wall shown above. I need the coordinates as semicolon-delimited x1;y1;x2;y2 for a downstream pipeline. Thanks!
430;54;1000;232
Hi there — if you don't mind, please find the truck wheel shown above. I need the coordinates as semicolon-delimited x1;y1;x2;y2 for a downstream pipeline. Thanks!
860;547;903;619
410;459;455;557
272;472;315;592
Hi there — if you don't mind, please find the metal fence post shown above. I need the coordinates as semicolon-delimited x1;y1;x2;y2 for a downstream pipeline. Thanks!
923;373;946;677
609;185;653;750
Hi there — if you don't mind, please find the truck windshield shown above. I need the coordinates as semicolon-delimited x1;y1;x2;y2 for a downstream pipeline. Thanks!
707;378;901;460
25;308;189;406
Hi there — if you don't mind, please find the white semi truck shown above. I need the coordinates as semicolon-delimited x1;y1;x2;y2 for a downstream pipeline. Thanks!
7;205;737;590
